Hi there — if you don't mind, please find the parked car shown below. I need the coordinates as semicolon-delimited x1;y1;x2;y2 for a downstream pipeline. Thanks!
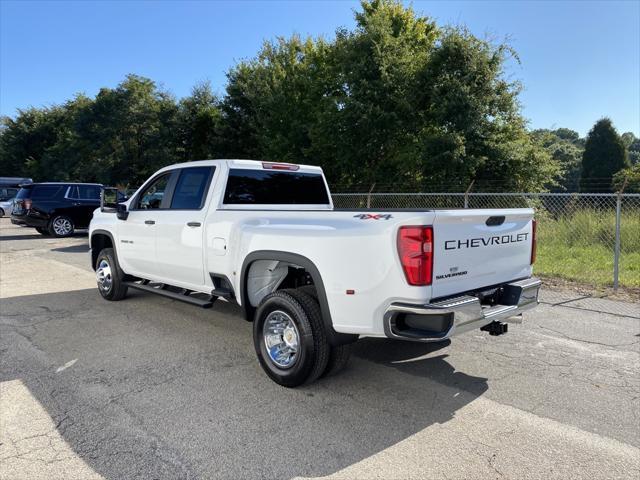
0;192;18;217
0;177;32;217
11;182;103;237
90;159;540;387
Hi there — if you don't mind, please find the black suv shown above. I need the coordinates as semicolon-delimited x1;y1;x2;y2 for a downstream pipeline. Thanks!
11;183;103;237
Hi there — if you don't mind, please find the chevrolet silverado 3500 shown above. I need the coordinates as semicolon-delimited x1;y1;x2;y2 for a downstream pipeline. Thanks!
89;160;541;387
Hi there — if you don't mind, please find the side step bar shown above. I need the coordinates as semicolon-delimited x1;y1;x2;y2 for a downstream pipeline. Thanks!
124;281;215;308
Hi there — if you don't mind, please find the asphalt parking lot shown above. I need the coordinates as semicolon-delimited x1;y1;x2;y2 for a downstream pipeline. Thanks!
1;217;639;480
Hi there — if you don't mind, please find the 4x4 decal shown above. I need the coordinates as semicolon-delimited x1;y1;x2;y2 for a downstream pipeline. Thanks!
353;214;393;220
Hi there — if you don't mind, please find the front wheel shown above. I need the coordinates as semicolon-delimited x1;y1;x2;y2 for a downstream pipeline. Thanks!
49;215;74;237
95;248;128;301
253;289;330;387
0;208;4;217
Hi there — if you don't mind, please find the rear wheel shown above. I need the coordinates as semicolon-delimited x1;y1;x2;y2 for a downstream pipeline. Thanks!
321;343;353;378
253;289;329;387
95;248;128;301
296;285;353;378
36;227;49;235
0;208;4;217
49;215;74;237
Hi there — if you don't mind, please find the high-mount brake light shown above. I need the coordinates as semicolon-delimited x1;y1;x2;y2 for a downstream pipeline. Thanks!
262;162;300;171
530;219;537;265
397;226;434;286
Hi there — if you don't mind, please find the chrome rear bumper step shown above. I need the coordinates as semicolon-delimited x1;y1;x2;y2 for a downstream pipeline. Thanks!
383;277;541;342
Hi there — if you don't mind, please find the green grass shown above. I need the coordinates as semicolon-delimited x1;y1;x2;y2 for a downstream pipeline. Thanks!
534;210;640;288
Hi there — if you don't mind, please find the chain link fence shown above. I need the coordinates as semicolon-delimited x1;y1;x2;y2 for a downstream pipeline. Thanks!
333;192;640;299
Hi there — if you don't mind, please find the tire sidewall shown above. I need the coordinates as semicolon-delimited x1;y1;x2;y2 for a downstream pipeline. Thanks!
96;249;117;300
254;293;316;387
49;215;74;237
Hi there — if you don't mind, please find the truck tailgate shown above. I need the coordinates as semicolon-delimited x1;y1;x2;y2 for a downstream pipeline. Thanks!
431;209;534;298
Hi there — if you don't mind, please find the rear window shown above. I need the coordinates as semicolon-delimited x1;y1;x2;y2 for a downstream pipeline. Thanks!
18;185;64;200
16;187;32;200
223;169;329;205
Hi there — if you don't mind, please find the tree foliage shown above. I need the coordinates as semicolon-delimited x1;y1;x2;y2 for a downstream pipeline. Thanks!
531;128;583;191
580;118;630;192
0;0;594;193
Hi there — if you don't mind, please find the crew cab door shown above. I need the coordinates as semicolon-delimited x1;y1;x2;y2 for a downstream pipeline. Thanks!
118;171;175;278
154;166;215;287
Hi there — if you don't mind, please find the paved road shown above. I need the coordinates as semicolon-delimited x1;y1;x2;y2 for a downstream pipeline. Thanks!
1;218;638;480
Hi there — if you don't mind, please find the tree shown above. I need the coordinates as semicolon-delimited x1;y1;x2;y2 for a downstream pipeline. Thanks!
177;81;223;161
0;0;565;192
621;132;640;165
68;75;181;186
580;118;630;192
531;128;583;191
220;0;558;191
0;106;68;180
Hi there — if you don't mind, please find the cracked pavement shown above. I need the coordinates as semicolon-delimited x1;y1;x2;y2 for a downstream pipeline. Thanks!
0;218;639;479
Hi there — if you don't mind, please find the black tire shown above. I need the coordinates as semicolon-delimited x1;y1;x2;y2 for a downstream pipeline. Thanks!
253;289;329;387
35;227;49;236
0;208;4;217
48;215;74;237
95;248;128;301
298;284;318;300
321;343;353;378
297;285;353;378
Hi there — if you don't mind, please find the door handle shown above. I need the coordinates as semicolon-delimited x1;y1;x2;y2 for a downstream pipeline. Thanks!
145;220;155;225
187;222;201;227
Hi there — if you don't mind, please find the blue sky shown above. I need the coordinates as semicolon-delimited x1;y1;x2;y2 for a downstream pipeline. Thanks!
1;0;638;137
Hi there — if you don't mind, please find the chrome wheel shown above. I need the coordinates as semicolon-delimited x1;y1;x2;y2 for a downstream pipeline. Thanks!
96;259;113;292
263;310;300;368
52;217;73;236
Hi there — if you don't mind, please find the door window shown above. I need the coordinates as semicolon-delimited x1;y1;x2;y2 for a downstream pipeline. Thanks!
170;167;214;210
66;186;79;199
136;174;171;209
77;185;101;200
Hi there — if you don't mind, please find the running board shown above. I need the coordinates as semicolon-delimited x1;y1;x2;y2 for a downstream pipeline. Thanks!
124;281;215;308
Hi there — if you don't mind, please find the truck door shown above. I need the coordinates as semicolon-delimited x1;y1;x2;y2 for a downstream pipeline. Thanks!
118;171;175;278
154;166;215;288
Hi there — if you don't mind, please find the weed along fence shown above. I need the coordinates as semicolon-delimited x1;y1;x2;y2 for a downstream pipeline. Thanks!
332;192;640;292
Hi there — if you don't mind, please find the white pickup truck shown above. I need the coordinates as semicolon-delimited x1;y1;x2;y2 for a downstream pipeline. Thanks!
89;159;541;387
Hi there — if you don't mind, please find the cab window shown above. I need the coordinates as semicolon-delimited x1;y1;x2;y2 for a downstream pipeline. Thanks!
136;174;171;209
170;167;214;210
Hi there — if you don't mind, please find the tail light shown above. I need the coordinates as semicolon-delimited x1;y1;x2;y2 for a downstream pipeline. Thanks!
398;226;433;286
530;219;537;265
24;199;32;210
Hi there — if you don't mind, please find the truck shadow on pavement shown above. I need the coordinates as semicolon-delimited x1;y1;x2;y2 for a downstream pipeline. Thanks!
1;288;488;480
51;244;90;253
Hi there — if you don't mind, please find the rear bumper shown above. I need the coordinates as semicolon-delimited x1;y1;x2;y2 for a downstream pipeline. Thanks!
10;214;47;228
383;277;541;342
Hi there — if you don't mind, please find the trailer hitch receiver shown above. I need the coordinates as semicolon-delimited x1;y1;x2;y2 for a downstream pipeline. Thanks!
481;321;509;336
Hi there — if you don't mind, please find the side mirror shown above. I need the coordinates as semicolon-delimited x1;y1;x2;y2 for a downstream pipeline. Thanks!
116;203;129;221
101;187;119;211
